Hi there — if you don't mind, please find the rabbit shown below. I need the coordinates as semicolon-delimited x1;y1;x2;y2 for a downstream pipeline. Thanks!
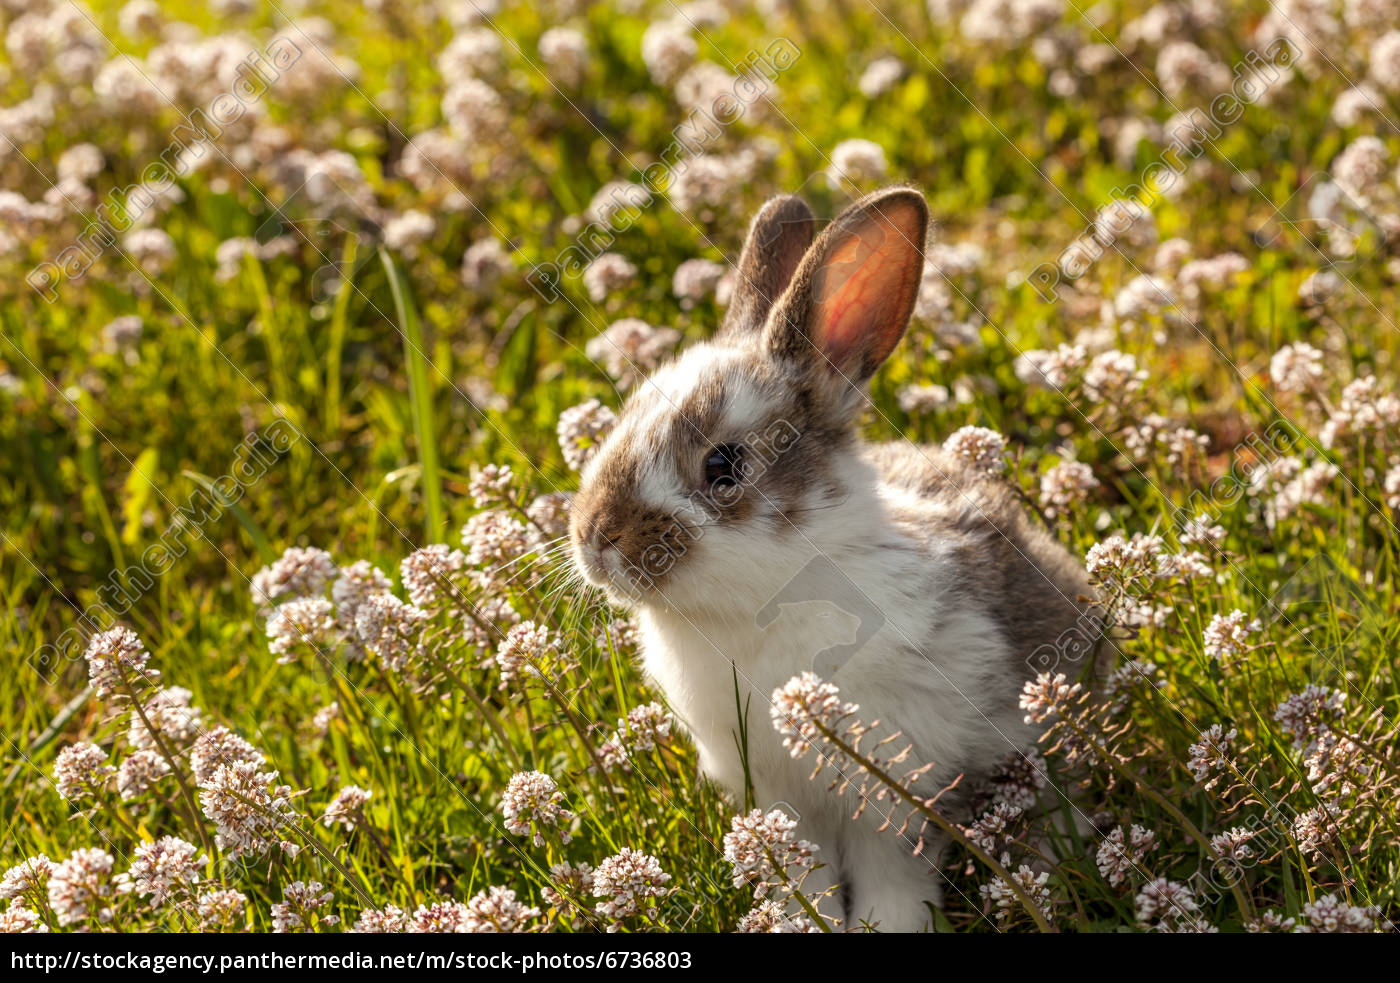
569;187;1095;931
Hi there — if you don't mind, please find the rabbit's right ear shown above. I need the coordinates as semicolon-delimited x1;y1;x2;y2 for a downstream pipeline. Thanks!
717;194;815;339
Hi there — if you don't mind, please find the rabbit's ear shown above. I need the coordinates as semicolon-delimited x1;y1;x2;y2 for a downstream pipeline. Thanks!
766;187;928;383
718;194;815;339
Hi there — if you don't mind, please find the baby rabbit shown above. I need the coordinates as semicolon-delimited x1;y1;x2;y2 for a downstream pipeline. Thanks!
570;187;1093;931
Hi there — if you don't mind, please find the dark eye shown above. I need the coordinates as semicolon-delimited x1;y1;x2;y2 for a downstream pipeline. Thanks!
703;443;745;488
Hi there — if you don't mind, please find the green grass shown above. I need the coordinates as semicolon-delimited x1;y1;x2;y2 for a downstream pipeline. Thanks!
1;0;1398;933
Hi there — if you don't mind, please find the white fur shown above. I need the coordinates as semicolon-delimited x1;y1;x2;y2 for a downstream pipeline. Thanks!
580;424;1038;930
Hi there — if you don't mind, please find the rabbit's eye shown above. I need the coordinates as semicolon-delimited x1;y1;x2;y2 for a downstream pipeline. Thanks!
703;444;745;488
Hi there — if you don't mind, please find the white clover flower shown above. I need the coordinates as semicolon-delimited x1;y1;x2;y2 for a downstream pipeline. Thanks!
736;899;821;933
1015;344;1086;391
723;809;818;897
858;55;905;98
542;861;595;911
53;743;114;803
1135;878;1215;933
500;771;574;847
47;848;119;928
251;547;337;610
1096;825;1157;887
539;27;589;87
198;761;298;860
1186;724;1237;790
980;865;1052;927
640;19;696;86
128;836;201;907
189;727;265;786
1039;460;1098;517
557;399;618;471
1202;610;1261;661
825;138;887;189
462;886;542;933
770;673;859;758
321;785;372;830
197;888;247;930
0;856;53;902
1083;349;1148;401
354;593;428;673
586;318;681;385
672;257;727;305
492;624;557;686
897;383;952;414
1296;893;1381;933
1274;685;1346;751
126;685;203;753
399;544;469;609
85;626;159;698
116;749;172;801
591;848;670;928
352;904;408;933
461;238;511;291
581;252;638;302
942;425;1008;478
382;209;436;255
0;904;46;932
123;228;176;275
271;880;336;933
1019;672;1082;725
266;596;338;664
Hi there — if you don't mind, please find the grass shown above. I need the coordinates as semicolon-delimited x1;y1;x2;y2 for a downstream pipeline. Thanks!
1;0;1398;933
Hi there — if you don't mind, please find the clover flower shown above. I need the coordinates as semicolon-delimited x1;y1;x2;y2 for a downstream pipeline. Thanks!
354;593;429;673
321;785;372;830
117;749;172;801
265;596;338;664
1135;878;1215;933
723;809;819;897
592;848;670;928
1274;685;1346;751
462;887;542;933
1186;724;1237;790
770;673;859;758
0;904;46;932
942;426;1008;478
825;138;887;189
352;905;408;933
1096;825;1157;887
736;899;821;933
271;880;336;933
399;544;469;609
47;848;121;928
1296;893;1381;933
189;727;265;786
586;318;681;385
557;399;618;472
251;547;337;610
495;622;559;686
1039;460;1098;517
0;856;53;903
85;626;159;698
980;865;1052;927
1202;610;1262;661
54;743;115;803
198;761;298;860
581;252;638;302
500;771;574;846
128;836;201;907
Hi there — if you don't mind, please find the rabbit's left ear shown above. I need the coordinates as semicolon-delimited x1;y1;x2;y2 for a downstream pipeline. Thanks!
766;187;928;383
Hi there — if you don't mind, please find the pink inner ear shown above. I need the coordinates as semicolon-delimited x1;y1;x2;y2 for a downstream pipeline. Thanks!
810;201;925;377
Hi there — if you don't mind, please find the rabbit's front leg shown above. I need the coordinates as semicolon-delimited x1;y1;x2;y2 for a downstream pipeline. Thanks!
842;828;947;932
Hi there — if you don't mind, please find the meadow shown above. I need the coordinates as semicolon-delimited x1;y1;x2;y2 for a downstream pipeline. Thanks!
1;0;1398;933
